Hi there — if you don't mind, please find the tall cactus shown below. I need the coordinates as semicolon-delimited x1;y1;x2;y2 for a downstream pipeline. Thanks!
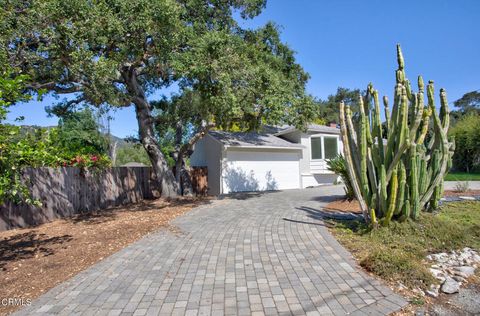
339;45;455;225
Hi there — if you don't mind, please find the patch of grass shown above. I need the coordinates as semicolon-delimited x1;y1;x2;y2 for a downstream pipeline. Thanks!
329;201;480;289
445;172;480;181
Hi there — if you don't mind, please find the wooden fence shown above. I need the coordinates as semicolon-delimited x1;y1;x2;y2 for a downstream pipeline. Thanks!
0;167;157;231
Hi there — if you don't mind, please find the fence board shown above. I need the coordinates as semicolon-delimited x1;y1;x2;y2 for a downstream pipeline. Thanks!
0;167;156;231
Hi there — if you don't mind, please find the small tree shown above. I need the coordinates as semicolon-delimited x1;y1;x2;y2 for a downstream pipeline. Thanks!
56;109;109;156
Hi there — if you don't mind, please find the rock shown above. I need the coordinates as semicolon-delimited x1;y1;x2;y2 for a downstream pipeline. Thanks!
453;275;466;283
430;268;445;278
415;308;426;316
432;253;449;262
413;288;425;296
441;277;460;294
426;285;440;298
396;282;408;291
436;276;446;283
453;266;476;278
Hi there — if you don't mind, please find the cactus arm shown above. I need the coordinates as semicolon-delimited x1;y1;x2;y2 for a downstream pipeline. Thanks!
345;105;363;188
373;90;385;164
440;88;449;134
419;100;451;209
410;143;420;219
358;95;371;203
408;76;424;142
379;164;388;217
394;162;406;216
339;101;369;219
367;148;378;200
416;107;431;145
383;96;391;137
364;86;374;146
386;87;410;183
382;167;398;226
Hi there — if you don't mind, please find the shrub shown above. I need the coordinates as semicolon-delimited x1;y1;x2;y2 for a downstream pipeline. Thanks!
449;114;480;173
326;154;355;200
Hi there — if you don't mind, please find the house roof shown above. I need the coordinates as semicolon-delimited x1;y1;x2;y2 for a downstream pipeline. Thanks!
274;124;341;136
208;130;304;150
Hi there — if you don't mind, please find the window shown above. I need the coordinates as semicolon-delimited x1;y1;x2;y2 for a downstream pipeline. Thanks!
324;136;338;159
311;137;322;159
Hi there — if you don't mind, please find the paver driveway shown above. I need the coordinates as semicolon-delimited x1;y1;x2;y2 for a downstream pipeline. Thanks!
15;186;407;316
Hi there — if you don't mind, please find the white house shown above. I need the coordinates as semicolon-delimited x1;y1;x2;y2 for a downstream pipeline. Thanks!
190;124;343;195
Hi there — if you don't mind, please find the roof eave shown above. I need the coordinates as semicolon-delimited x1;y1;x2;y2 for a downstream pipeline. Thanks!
224;145;304;151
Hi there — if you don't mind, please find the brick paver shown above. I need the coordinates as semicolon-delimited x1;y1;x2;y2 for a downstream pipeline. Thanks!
14;186;407;315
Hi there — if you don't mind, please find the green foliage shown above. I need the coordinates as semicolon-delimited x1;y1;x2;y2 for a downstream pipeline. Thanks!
115;143;152;167
0;72;31;119
449;90;480;126
448;114;480;173
339;45;455;225
326;155;355;200
57;108;109;156
0;72;36;204
316;87;362;124
2;1;313;128
175;22;315;130
330;201;480;289
0;72;110;204
454;90;480;111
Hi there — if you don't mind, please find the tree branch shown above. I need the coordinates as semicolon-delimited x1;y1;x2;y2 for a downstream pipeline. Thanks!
26;82;83;94
178;122;216;157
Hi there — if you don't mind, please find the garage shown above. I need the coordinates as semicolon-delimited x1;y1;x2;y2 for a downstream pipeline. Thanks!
190;130;304;195
222;148;301;193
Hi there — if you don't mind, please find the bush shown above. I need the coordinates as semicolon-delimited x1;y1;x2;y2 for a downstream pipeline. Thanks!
326;154;355;200
449;114;480;172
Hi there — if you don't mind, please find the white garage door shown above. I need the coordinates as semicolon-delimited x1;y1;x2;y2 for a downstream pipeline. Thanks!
222;149;300;193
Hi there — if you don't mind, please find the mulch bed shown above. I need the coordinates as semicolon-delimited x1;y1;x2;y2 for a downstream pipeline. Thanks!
323;199;362;214
0;198;207;316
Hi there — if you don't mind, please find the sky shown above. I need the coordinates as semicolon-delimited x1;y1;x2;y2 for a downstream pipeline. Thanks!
6;0;480;137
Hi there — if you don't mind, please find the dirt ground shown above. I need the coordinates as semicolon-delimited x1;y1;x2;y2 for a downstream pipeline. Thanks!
0;198;207;315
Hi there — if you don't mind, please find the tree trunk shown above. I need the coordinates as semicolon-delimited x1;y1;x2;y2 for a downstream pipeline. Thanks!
122;67;178;197
181;163;194;196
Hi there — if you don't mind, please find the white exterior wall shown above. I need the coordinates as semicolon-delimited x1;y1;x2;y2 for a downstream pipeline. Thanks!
299;132;343;188
190;134;223;195
221;148;301;193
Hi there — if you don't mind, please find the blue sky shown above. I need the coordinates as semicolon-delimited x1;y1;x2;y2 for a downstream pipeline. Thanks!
7;0;480;137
